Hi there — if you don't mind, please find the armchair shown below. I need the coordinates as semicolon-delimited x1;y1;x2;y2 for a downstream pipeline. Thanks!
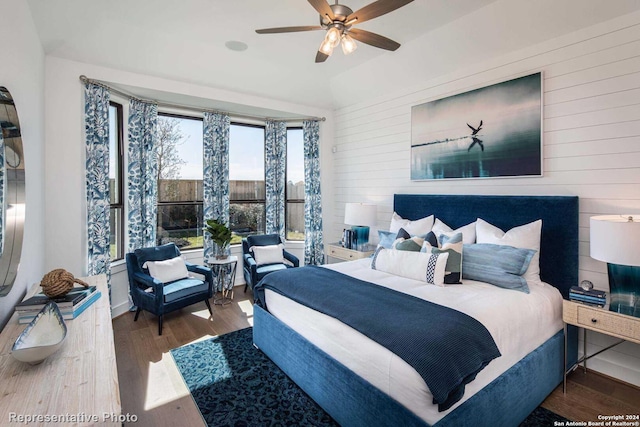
242;234;299;293
125;243;214;335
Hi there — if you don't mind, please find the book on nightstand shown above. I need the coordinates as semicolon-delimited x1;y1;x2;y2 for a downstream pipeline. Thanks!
16;285;97;310
569;286;606;307
569;286;606;298
16;289;102;323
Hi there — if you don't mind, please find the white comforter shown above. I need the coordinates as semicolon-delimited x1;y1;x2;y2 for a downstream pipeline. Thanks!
264;258;563;424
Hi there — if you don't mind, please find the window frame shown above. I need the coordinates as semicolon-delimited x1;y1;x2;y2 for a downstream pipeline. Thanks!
285;126;305;241
156;112;205;250
109;101;125;261
229;122;267;243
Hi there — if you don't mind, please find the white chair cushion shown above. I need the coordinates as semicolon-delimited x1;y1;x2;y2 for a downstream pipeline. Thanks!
144;256;189;283
251;244;285;266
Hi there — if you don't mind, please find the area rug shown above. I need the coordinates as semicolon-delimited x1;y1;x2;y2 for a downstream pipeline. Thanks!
170;327;570;427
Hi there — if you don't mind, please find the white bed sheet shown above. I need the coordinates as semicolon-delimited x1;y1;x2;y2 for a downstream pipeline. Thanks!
264;258;563;425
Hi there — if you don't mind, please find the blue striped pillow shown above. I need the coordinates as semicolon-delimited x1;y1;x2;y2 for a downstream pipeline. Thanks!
462;243;536;293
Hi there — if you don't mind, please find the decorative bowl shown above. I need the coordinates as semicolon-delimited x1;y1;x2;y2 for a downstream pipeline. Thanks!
11;302;67;364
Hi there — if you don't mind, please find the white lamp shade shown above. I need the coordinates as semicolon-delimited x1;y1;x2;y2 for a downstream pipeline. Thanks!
590;215;640;266
344;203;377;227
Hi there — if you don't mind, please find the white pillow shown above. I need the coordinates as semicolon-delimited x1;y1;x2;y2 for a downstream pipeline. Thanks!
370;247;449;286
144;256;189;283
251;244;285;266
389;212;434;236
432;218;477;245
475;218;542;283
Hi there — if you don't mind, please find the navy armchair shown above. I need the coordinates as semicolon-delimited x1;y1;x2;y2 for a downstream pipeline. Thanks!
242;234;299;293
126;243;214;335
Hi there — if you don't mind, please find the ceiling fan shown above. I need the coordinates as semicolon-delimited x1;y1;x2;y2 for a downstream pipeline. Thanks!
256;0;414;63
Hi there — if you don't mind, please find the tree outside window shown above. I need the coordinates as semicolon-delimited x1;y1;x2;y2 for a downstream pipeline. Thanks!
155;114;204;250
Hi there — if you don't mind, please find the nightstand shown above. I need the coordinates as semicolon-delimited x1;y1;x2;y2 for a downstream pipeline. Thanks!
562;299;640;393
326;242;376;263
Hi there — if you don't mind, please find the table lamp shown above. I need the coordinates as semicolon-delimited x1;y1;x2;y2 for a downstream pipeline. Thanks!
590;215;640;316
344;203;377;250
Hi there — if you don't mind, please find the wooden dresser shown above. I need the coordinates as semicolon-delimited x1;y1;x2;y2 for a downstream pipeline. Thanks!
0;275;122;426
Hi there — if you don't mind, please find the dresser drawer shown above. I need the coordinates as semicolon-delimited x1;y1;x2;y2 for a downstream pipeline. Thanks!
328;245;356;260
577;305;640;343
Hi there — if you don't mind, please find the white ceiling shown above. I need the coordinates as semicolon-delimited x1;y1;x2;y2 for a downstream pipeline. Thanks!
26;0;640;111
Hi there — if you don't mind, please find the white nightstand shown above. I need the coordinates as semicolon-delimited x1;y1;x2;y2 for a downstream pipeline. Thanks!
325;242;376;263
562;299;640;393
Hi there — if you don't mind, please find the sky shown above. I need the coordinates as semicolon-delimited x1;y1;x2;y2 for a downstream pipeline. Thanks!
168;118;305;183
109;113;306;184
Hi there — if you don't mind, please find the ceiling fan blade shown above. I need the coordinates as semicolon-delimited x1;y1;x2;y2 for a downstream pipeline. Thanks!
348;28;400;51
307;0;335;20
256;26;324;34
346;0;414;25
315;51;329;63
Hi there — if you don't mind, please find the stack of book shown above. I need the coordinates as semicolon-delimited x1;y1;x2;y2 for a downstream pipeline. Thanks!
15;285;101;324
569;286;606;307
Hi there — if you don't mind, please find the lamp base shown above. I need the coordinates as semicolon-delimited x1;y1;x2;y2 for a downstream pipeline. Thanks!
607;263;640;317
351;226;370;251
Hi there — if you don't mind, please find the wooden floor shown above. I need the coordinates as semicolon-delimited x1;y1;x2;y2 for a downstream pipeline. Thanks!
112;289;640;427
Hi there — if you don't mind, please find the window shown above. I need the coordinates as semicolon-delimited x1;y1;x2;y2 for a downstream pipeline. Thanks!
108;102;124;260
155;113;204;250
286;128;304;241
229;123;265;244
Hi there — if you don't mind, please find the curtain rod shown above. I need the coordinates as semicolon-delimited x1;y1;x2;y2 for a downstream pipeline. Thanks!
79;75;326;123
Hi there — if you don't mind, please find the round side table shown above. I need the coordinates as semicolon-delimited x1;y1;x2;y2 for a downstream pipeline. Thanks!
207;255;238;306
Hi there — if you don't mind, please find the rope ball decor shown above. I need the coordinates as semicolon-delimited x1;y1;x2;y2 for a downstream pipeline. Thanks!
40;269;89;298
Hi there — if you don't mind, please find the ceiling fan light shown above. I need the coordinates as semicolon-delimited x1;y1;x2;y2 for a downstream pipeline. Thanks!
319;38;334;56
341;34;357;55
326;27;341;47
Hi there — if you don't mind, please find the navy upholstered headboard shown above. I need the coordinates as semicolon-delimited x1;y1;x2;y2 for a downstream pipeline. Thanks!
393;194;579;299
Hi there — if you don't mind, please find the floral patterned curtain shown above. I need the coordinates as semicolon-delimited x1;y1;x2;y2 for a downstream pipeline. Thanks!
265;120;287;240
303;120;324;265
203;112;230;261
127;99;158;251
84;82;111;283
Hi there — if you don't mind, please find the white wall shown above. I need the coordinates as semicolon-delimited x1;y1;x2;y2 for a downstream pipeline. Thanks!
44;56;333;317
0;0;46;328
327;11;640;385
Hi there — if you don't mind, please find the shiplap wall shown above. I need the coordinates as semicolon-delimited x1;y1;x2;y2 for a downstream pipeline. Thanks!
329;15;640;385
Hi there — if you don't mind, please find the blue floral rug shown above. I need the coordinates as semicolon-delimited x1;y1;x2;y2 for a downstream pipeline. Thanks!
170;327;569;427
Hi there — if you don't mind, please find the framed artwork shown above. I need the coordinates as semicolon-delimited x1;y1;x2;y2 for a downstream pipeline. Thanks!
411;72;542;180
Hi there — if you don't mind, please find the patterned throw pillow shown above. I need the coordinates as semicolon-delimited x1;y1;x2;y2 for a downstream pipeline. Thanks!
422;232;463;284
394;229;439;252
394;237;423;252
370;247;449;286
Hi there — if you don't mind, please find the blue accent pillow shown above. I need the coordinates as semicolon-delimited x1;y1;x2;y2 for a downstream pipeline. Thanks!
462;243;536;293
377;230;397;249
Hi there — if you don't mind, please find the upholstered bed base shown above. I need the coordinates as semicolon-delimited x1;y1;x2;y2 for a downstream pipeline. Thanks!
254;305;569;427
252;194;579;426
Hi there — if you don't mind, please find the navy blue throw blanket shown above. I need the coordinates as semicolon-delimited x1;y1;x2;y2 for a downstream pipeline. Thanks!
254;266;502;411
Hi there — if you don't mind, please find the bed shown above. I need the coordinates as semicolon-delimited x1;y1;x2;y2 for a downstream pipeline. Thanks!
253;194;579;427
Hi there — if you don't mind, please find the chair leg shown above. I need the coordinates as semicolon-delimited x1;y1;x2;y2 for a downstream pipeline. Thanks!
204;298;213;316
244;284;248;293
158;315;163;336
134;307;141;322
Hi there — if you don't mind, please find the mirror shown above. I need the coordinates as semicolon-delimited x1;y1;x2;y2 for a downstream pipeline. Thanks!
0;87;25;296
